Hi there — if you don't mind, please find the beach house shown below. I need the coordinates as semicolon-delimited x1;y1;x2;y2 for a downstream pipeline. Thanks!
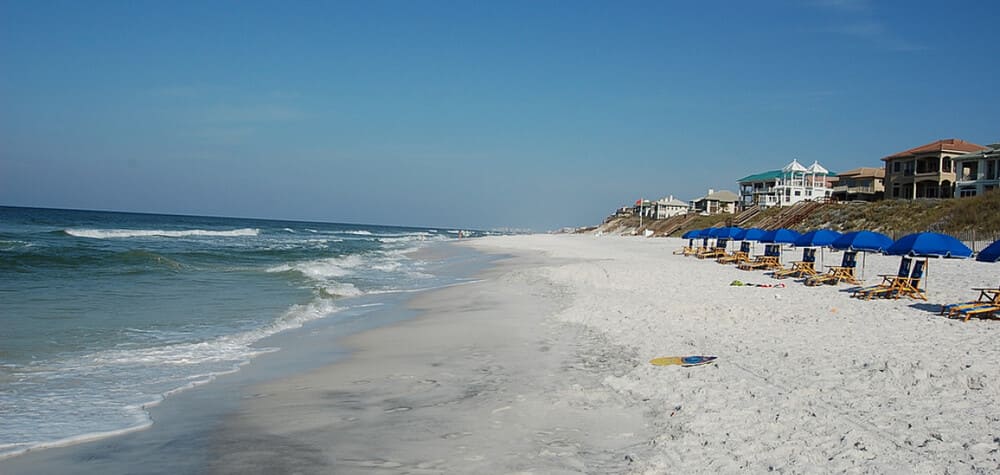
690;189;738;214
831;167;885;202
737;159;835;209
953;143;1000;197
651;195;689;219
882;138;987;199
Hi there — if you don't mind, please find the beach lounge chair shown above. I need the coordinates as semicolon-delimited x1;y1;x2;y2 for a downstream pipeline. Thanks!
698;238;729;259
893;260;927;300
737;244;782;271
673;239;697;255
941;287;1000;321
685;237;710;257
805;251;859;286
851;257;912;299
718;241;751;264
772;248;817;279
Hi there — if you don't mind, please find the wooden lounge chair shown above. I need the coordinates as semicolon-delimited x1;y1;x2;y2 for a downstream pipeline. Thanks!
953;304;1000;321
737;244;782;271
805;251;860;286
673;239;698;255
718;241;752;264
698;238;729;259
892;260;927;300
773;248;817;279
941;287;1000;321
851;257;912;299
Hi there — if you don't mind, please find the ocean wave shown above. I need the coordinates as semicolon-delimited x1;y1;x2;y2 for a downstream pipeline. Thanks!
320;282;364;298
343;230;373;236
267;254;365;280
63;228;260;239
0;297;342;460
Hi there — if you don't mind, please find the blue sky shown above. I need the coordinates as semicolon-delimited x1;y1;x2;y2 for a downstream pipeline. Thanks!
2;0;998;230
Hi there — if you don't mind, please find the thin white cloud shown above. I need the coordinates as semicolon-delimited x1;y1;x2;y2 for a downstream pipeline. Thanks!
808;0;871;12
202;104;306;124
807;1;923;52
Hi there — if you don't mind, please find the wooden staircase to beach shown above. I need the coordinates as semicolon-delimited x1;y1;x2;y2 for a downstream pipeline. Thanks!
756;200;828;230
657;213;698;236
733;205;761;228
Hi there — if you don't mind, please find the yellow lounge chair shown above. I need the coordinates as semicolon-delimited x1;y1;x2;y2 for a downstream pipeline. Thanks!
737;244;782;271
773;248;817;279
941;287;1000;321
805;251;860;286
851;257;912;299
718;241;752;264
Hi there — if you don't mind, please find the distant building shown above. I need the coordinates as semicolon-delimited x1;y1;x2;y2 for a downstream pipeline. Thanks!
737;159;835;209
954;143;1000;197
690;189;739;214
652;195;689;219
882;138;987;199
832;167;885;202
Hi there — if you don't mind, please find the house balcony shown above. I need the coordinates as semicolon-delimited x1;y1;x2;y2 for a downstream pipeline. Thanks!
833;185;877;194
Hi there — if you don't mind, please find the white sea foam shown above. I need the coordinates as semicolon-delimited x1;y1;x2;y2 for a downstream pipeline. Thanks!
322;282;364;298
0;296;343;460
344;230;373;236
65;228;260;239
267;255;365;280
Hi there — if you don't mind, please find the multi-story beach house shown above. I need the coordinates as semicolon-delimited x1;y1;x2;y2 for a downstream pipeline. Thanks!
737;159;835;209
651;195;689;219
831;167;885;202
631;196;690;219
690;189;738;214
882;138;987;199
953;143;1000;197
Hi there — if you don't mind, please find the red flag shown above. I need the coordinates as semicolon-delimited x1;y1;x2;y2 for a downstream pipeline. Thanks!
635;199;642;205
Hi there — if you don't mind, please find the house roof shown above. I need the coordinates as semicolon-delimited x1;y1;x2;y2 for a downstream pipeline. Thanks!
693;190;739;202
882;138;987;161
953;143;1000;161
657;197;688;207
783;159;808;173
738;168;838;183
806;161;829;174
838;167;885;179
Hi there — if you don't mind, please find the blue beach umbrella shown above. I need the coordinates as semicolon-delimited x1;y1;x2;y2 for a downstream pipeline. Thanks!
681;229;702;239
977;239;1000;263
831;231;893;252
831;231;893;280
884;232;973;293
793;229;842;248
759;229;801;264
885;232;973;259
735;228;767;241
794;229;842;269
710;226;744;239
760;228;802;244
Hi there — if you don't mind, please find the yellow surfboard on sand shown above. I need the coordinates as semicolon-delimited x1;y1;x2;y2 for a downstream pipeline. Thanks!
650;355;717;367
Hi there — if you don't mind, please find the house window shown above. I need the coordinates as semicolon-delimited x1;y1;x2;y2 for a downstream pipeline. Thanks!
892;185;901;198
893;162;901;172
959;188;977;198
943;159;952;173
794;190;801;196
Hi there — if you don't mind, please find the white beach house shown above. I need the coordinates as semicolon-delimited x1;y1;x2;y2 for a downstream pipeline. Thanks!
953;143;1000;198
738;159;835;208
690;189;739;214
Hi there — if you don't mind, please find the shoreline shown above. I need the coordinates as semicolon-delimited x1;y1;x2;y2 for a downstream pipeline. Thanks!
203;241;655;473
5;234;999;473
0;240;499;474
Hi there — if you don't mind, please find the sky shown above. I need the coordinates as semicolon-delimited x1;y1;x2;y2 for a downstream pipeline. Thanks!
1;0;998;231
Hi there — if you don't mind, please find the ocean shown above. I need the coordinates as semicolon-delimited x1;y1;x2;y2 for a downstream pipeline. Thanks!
0;206;488;458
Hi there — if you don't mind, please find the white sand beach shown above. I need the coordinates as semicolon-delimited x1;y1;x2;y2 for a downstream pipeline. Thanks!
197;234;1000;473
